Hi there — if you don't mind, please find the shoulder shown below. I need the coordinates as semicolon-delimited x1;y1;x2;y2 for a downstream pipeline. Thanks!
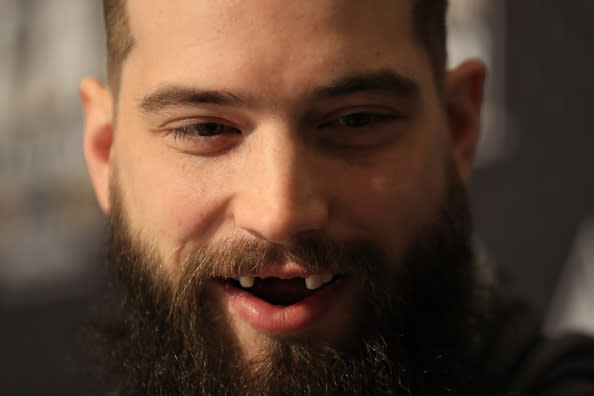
509;332;594;396
485;301;594;396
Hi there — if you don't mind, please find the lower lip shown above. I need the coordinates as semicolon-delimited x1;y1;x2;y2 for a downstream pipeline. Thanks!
219;277;348;334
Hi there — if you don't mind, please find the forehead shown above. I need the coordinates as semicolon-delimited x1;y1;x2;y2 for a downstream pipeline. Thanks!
126;0;414;43
123;0;426;104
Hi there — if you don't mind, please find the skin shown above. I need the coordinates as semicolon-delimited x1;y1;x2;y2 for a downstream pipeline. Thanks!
81;0;484;365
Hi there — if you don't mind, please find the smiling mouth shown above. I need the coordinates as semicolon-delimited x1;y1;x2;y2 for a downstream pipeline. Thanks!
222;274;341;306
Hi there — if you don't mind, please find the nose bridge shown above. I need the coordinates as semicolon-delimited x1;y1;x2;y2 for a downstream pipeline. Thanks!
234;123;328;242
260;126;303;200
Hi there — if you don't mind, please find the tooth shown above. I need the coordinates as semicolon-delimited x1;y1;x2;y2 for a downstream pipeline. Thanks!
320;273;333;285
239;276;255;288
305;274;323;290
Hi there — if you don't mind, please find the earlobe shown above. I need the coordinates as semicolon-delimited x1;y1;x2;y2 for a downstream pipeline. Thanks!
445;59;486;182
80;77;114;214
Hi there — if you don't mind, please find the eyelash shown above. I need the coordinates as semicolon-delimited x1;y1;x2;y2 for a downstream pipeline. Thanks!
320;112;399;129
167;122;241;142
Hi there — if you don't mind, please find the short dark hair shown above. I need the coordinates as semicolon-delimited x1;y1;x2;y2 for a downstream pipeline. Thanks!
413;0;449;84
103;0;133;96
102;0;448;94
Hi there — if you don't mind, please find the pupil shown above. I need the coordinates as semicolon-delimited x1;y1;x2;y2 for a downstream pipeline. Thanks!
198;123;222;136
343;113;372;128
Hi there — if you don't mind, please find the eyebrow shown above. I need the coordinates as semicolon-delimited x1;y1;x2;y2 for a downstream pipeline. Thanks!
138;69;419;114
313;69;419;100
139;88;243;114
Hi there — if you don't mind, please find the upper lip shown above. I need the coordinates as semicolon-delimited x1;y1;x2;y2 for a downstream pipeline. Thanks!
223;262;339;279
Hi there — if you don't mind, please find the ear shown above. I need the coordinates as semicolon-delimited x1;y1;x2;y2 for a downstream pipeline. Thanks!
80;77;114;214
444;59;486;182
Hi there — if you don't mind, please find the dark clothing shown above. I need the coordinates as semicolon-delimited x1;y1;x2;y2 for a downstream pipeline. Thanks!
482;302;594;396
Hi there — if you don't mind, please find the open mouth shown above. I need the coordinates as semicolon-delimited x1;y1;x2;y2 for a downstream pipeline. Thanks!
222;274;340;307
220;271;349;334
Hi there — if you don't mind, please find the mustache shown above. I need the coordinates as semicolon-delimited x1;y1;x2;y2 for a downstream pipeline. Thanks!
171;235;389;304
178;236;388;279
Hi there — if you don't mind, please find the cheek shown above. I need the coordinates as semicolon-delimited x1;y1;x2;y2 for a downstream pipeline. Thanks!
335;153;446;261
115;138;231;259
345;171;420;250
155;180;214;239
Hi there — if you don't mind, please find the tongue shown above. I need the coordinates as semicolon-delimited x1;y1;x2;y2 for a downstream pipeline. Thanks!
249;278;316;306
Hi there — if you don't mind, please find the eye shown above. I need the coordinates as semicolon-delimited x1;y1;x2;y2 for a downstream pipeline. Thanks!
174;122;240;137
164;121;242;155
322;112;398;129
337;112;383;128
318;110;403;150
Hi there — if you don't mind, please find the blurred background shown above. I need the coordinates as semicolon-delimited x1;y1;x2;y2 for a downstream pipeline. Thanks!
1;1;593;394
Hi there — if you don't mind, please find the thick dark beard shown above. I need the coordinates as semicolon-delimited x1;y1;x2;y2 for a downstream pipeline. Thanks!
83;173;494;396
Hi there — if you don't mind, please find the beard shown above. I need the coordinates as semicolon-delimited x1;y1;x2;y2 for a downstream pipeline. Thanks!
83;170;495;396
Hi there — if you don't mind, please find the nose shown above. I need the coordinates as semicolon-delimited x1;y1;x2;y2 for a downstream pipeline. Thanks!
233;126;329;243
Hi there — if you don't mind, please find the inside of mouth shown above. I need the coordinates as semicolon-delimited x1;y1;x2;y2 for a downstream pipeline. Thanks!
229;277;321;307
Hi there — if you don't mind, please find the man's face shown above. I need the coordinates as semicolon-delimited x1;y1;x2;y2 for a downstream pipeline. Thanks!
81;0;485;392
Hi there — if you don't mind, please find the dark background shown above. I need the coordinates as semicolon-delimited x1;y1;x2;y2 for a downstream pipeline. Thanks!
1;1;593;394
471;0;594;317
